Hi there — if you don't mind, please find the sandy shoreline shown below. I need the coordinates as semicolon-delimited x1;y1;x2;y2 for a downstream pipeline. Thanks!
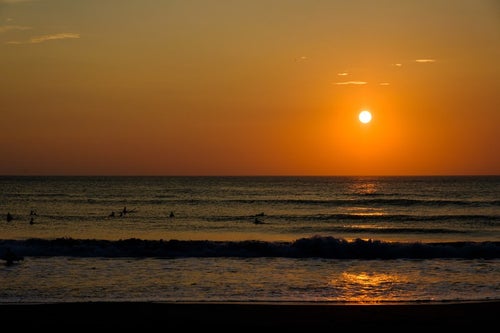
2;300;498;328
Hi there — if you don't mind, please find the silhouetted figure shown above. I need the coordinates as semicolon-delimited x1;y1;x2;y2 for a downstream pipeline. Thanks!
109;211;116;218
2;247;23;266
6;213;13;222
29;217;34;225
30;210;37;216
169;211;175;218
122;207;128;215
254;217;264;224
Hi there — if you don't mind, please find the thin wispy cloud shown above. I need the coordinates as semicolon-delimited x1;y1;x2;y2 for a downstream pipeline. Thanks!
0;0;38;3
7;32;80;44
334;81;367;85
415;59;436;63
0;25;31;33
30;33;80;43
294;56;308;62
337;72;349;76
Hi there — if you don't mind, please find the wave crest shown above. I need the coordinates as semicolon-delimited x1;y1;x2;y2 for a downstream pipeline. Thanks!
1;236;499;260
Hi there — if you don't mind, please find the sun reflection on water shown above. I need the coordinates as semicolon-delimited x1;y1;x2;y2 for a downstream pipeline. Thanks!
348;180;379;195
329;271;410;303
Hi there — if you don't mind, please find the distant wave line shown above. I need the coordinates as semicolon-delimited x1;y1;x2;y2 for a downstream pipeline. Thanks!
207;213;500;223
297;226;469;234
4;213;498;224
5;197;499;207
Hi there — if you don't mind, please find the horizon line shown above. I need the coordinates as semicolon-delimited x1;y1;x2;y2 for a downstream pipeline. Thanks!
1;174;499;177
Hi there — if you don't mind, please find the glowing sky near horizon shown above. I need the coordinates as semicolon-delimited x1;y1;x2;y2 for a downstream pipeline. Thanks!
1;0;499;176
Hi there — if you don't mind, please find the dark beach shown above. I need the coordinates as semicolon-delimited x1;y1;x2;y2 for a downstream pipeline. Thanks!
2;301;498;329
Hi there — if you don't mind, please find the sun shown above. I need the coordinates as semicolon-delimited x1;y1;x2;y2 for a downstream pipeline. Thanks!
358;110;372;124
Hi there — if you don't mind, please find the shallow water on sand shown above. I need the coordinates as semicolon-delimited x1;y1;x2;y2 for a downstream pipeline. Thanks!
1;256;498;303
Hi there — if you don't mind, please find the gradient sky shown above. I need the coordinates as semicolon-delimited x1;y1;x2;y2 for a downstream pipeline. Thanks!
1;0;499;176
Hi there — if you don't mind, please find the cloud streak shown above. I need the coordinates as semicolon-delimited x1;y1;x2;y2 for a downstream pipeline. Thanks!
0;0;38;3
0;25;31;33
334;81;367;85
7;32;80;44
294;56;308;62
415;59;436;63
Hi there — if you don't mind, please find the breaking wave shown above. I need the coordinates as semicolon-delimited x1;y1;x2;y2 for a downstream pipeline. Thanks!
1;236;499;260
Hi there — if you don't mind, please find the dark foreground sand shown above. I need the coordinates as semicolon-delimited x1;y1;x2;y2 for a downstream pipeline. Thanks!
1;301;498;329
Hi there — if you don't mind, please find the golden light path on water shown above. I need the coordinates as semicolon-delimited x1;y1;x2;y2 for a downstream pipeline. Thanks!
328;271;412;303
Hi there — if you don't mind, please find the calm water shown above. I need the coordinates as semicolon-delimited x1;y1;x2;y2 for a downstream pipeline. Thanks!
1;176;499;303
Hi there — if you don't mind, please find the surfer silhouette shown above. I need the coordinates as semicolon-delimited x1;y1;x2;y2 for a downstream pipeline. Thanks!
2;247;23;266
254;217;264;224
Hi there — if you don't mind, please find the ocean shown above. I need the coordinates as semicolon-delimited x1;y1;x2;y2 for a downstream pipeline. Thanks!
1;176;499;303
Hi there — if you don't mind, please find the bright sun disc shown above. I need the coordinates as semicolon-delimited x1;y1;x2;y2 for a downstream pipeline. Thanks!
359;110;372;124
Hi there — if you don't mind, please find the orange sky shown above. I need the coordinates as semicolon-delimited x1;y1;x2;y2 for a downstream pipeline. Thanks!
1;0;499;176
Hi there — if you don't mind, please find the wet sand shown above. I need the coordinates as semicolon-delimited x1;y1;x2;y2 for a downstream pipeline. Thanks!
1;301;498;329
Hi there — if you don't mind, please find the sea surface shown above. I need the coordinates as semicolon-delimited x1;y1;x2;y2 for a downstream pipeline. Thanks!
1;176;499;303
